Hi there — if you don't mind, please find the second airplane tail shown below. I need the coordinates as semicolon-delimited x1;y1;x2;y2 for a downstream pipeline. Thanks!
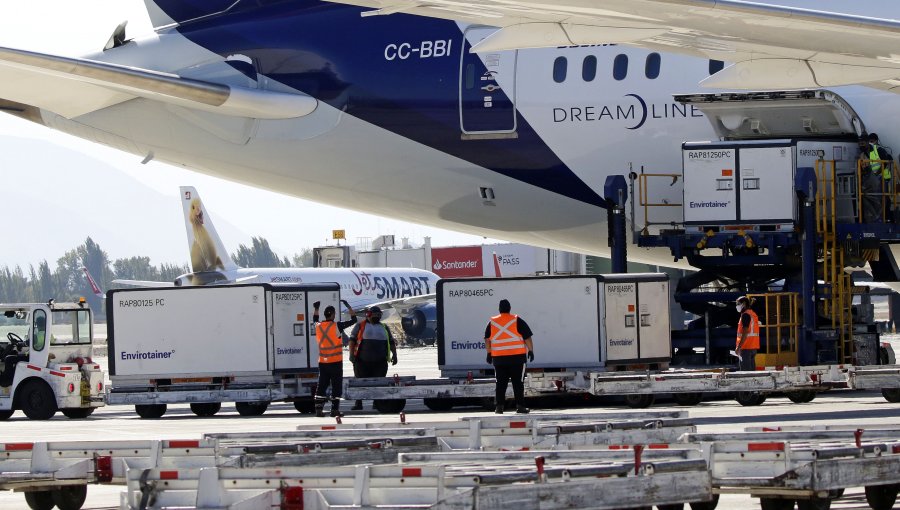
180;186;239;274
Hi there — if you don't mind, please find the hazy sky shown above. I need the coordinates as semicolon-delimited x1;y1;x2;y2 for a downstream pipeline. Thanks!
0;0;492;270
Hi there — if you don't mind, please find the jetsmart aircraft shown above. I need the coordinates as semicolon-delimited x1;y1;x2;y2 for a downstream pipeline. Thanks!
113;186;438;311
2;0;900;266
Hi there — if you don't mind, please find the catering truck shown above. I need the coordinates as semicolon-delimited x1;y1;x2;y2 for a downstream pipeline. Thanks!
0;299;105;420
106;283;339;418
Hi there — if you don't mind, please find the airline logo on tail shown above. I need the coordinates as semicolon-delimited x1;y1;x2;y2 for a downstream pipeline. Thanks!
181;186;238;274
81;267;105;298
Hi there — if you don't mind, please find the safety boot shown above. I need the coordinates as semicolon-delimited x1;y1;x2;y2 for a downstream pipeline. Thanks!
330;399;344;418
494;404;504;414
314;397;327;417
515;405;529;414
351;400;363;411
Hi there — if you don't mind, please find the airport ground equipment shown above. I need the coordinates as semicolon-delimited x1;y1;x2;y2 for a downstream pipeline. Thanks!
438;274;671;378
622;89;900;374
105;283;340;418
0;300;105;420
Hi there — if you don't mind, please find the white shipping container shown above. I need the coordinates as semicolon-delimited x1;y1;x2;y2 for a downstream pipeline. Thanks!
682;144;738;224
438;276;602;371
738;144;795;223
599;274;671;365
437;275;672;374
108;284;339;379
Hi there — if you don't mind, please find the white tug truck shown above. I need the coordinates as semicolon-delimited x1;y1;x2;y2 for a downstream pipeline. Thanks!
0;299;105;420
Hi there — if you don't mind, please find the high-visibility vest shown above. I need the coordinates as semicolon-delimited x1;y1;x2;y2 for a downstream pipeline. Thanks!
316;321;343;364
736;309;760;351
869;146;891;180
488;313;528;357
353;321;392;362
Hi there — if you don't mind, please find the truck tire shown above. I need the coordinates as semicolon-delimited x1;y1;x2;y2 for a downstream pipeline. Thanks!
882;388;900;403
235;401;268;416
294;399;316;414
672;392;703;406
735;392;767;407
24;490;54;510
373;399;406;414
51;484;88;510
787;391;816;404
190;402;221;417
796;498;831;510
17;380;58;420
0;410;13;420
865;484;899;510
61;408;95;419
624;394;655;409
657;504;684;510
135;404;167;419
424;398;455;411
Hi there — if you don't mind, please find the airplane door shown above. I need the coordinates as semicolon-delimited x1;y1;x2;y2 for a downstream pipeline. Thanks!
459;27;518;137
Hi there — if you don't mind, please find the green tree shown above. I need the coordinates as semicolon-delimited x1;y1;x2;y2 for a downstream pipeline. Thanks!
292;248;314;268
232;237;289;268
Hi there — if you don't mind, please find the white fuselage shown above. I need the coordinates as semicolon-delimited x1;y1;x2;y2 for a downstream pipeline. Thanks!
29;1;900;265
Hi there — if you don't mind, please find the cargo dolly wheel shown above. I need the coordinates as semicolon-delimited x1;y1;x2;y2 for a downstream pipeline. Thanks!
865;483;900;510
373;399;407;414
672;392;703;406
51;484;88;510
235;401;269;416
134;404;167;419
882;388;900;403
623;393;655;409
423;398;455;411
735;391;767;407
293;399;316;414
190;402;222;417
787;390;816;404
689;494;720;510
759;497;794;510
0;409;13;420
24;490;54;510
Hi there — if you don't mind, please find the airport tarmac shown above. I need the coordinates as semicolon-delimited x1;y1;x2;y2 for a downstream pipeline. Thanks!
2;346;899;509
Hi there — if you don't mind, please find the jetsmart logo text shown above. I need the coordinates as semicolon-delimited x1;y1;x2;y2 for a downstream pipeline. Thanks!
121;349;175;360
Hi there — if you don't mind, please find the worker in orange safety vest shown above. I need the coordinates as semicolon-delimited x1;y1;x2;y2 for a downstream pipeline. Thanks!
313;300;356;417
735;296;760;371
484;299;535;414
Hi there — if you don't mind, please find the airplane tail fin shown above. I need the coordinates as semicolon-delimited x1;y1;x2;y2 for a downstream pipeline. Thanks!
81;267;105;299
143;0;236;29
180;186;239;273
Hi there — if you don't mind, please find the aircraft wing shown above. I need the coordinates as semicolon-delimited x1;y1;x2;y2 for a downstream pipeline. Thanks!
326;0;900;91
0;46;317;120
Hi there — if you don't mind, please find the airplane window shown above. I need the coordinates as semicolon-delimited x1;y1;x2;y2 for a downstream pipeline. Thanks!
465;63;476;90
709;59;725;75
553;57;568;83
645;53;661;79
582;56;597;82
613;54;628;81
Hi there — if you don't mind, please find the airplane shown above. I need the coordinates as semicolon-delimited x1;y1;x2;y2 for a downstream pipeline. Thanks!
3;0;900;273
112;186;439;312
81;267;105;299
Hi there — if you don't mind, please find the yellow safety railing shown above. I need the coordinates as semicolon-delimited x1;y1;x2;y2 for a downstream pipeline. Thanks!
816;160;854;364
748;292;800;368
637;173;682;235
857;159;898;223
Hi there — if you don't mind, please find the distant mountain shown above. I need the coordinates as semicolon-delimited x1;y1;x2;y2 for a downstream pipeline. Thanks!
0;136;247;269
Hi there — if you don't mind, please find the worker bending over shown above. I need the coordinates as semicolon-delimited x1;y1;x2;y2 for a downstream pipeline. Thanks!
485;299;534;414
348;306;398;410
312;300;356;417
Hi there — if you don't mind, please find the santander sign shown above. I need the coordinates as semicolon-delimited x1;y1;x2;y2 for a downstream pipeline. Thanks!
431;246;483;278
